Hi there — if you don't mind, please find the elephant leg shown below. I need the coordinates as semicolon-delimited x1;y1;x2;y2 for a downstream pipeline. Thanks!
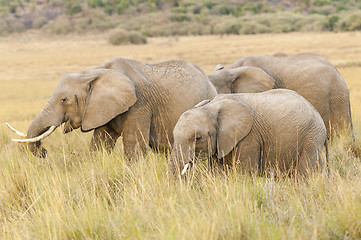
296;138;324;177
120;109;151;158
329;91;353;137
223;137;260;175
90;125;120;152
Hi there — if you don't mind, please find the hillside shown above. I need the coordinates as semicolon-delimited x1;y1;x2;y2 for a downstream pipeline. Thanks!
0;0;361;36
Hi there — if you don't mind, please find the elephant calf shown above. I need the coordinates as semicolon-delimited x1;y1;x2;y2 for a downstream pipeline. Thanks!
170;89;328;177
207;52;353;138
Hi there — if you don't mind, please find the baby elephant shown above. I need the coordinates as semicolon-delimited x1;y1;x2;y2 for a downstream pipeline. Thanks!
170;89;328;177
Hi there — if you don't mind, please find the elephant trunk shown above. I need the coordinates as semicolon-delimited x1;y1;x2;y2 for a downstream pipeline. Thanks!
26;108;61;158
169;143;194;176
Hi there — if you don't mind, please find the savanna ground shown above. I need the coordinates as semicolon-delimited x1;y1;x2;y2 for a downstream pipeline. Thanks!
0;31;361;239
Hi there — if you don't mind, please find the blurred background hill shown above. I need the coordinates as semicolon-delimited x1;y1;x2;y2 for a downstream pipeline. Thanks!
1;0;361;37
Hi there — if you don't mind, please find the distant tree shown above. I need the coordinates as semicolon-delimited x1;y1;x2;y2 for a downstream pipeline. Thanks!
66;0;82;16
323;15;339;31
116;0;131;14
87;0;104;8
9;2;17;13
314;0;331;7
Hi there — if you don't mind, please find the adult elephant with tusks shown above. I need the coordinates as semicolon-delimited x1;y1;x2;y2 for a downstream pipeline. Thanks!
6;58;217;158
207;52;354;138
169;90;328;178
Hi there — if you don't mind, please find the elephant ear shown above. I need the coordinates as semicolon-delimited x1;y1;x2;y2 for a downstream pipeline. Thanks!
81;69;137;131
215;99;254;159
231;66;275;93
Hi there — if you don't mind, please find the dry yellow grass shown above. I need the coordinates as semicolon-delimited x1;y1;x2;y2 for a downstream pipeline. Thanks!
0;32;360;239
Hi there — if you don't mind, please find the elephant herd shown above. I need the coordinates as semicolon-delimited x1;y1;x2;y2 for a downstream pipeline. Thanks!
7;53;353;178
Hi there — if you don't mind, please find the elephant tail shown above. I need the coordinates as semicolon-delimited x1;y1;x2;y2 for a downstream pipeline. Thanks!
348;100;355;142
324;138;330;177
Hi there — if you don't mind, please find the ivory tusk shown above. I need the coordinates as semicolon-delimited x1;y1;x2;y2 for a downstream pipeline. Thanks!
5;122;27;137
181;163;190;175
12;126;57;143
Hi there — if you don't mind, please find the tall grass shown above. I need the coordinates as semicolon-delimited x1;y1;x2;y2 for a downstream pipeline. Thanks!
0;131;360;239
0;32;360;239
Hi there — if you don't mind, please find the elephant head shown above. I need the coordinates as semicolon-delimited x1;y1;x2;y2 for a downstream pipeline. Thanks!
169;97;254;176
12;68;137;157
207;66;275;94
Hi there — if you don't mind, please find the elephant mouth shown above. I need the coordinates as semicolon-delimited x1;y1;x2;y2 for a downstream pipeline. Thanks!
181;152;208;176
63;119;80;133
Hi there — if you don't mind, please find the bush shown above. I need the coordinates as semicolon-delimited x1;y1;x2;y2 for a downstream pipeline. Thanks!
128;31;147;44
0;18;8;35
342;13;361;31
204;1;217;10
310;5;336;15
314;0;332;7
74;17;91;33
295;15;324;31
32;16;48;29
223;23;242;34
108;29;147;45
66;1;82;16
170;13;190;22
7;20;25;33
240;21;269;34
323;15;340;31
108;29;129;45
46;17;72;34
211;4;233;15
167;21;209;35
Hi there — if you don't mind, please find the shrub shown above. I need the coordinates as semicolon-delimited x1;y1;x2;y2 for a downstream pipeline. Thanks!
32;16;48;29
219;4;233;15
342;13;361;31
0;18;8;35
170;13;190;22
211;4;233;15
46;17;72;34
116;0;131;14
7;20;25;33
108;29;129;45
323;15;340;31
168;21;209;35
240;21;269;34
9;3;17;14
223;23;242;34
241;3;268;14
272;23;294;33
314;0;331;7
171;6;187;14
336;3;346;12
128;31;147;44
74;17;91;33
310;5;336;15
295;15;324;31
66;1;82;16
204;1;217;10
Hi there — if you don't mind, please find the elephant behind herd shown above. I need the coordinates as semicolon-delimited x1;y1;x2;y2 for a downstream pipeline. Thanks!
207;52;353;138
6;52;353;177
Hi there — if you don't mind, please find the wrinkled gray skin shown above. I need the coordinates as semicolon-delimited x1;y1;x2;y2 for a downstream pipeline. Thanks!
170;89;328;177
27;58;217;157
207;52;353;137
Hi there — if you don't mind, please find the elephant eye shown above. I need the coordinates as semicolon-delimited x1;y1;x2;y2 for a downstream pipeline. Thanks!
196;136;202;141
61;98;67;103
